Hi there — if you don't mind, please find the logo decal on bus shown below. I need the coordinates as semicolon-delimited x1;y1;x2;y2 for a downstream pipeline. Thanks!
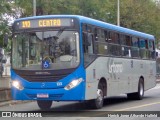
43;61;50;69
109;63;123;73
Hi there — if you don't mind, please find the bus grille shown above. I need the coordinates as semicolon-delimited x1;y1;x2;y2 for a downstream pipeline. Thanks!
13;69;75;82
20;74;67;82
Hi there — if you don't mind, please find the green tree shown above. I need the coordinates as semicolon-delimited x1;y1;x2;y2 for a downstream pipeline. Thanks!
10;0;160;46
0;0;13;48
120;0;160;44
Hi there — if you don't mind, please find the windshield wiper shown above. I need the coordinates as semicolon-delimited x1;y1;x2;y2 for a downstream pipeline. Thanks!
53;27;66;40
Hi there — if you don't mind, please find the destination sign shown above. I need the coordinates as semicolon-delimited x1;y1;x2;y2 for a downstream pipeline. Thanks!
15;18;74;29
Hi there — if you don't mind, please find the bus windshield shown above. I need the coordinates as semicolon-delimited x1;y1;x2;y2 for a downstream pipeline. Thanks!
12;30;80;70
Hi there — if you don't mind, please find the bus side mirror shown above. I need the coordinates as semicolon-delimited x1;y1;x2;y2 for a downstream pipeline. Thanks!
3;33;9;47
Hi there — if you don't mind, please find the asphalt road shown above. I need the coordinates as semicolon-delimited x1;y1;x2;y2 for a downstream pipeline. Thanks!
1;84;160;120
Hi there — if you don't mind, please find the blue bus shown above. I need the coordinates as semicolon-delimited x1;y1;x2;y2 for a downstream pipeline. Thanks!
11;15;156;110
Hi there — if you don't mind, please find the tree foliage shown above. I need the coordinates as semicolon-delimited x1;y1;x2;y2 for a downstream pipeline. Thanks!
1;0;160;48
0;0;13;48
120;0;160;44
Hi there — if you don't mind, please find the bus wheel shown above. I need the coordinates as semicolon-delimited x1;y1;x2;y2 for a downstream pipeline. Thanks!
91;84;104;109
135;79;144;100
37;100;52;110
127;79;144;100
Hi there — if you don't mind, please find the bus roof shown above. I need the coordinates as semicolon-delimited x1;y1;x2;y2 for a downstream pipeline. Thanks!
14;15;155;40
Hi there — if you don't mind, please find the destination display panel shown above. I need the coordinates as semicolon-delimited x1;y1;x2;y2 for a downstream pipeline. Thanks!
14;18;75;30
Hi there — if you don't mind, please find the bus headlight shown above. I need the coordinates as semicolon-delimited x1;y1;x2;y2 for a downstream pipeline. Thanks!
12;81;24;90
64;78;83;90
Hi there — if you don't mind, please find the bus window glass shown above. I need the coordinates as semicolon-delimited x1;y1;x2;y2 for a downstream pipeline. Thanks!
132;37;139;47
119;34;124;44
145;40;148;49
12;31;80;70
107;32;121;56
82;24;96;67
104;31;108;41
139;39;149;59
121;37;125;45
139;39;145;48
149;41;153;51
82;24;87;32
108;32;114;43
131;37;139;58
121;35;131;57
101;29;105;39
126;36;131;46
94;28;98;41
148;40;156;59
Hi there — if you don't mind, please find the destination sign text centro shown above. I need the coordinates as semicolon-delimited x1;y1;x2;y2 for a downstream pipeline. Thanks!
18;18;73;29
22;19;61;28
39;19;61;27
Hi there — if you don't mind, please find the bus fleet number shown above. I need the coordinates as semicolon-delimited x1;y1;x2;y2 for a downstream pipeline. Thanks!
57;82;62;86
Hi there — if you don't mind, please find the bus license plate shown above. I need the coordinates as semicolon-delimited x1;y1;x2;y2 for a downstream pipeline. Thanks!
37;94;49;98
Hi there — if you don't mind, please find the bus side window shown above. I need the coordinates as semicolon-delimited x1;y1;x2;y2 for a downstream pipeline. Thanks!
139;39;149;59
131;37;139;58
148;40;155;59
105;31;108;41
108;32;121;56
108;31;112;42
94;28;101;41
95;28;108;55
122;35;132;57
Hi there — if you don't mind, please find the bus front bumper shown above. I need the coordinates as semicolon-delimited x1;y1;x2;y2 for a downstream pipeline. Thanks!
11;86;85;101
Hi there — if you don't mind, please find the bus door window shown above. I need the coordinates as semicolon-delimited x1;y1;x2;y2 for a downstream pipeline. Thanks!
87;33;94;54
82;24;95;67
83;25;93;54
82;24;88;53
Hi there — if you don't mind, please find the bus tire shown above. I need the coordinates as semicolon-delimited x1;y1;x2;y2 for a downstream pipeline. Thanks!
90;83;104;109
127;79;144;100
135;79;144;100
37;100;52;110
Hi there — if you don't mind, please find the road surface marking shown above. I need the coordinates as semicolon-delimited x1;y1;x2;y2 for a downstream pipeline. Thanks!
113;101;160;111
